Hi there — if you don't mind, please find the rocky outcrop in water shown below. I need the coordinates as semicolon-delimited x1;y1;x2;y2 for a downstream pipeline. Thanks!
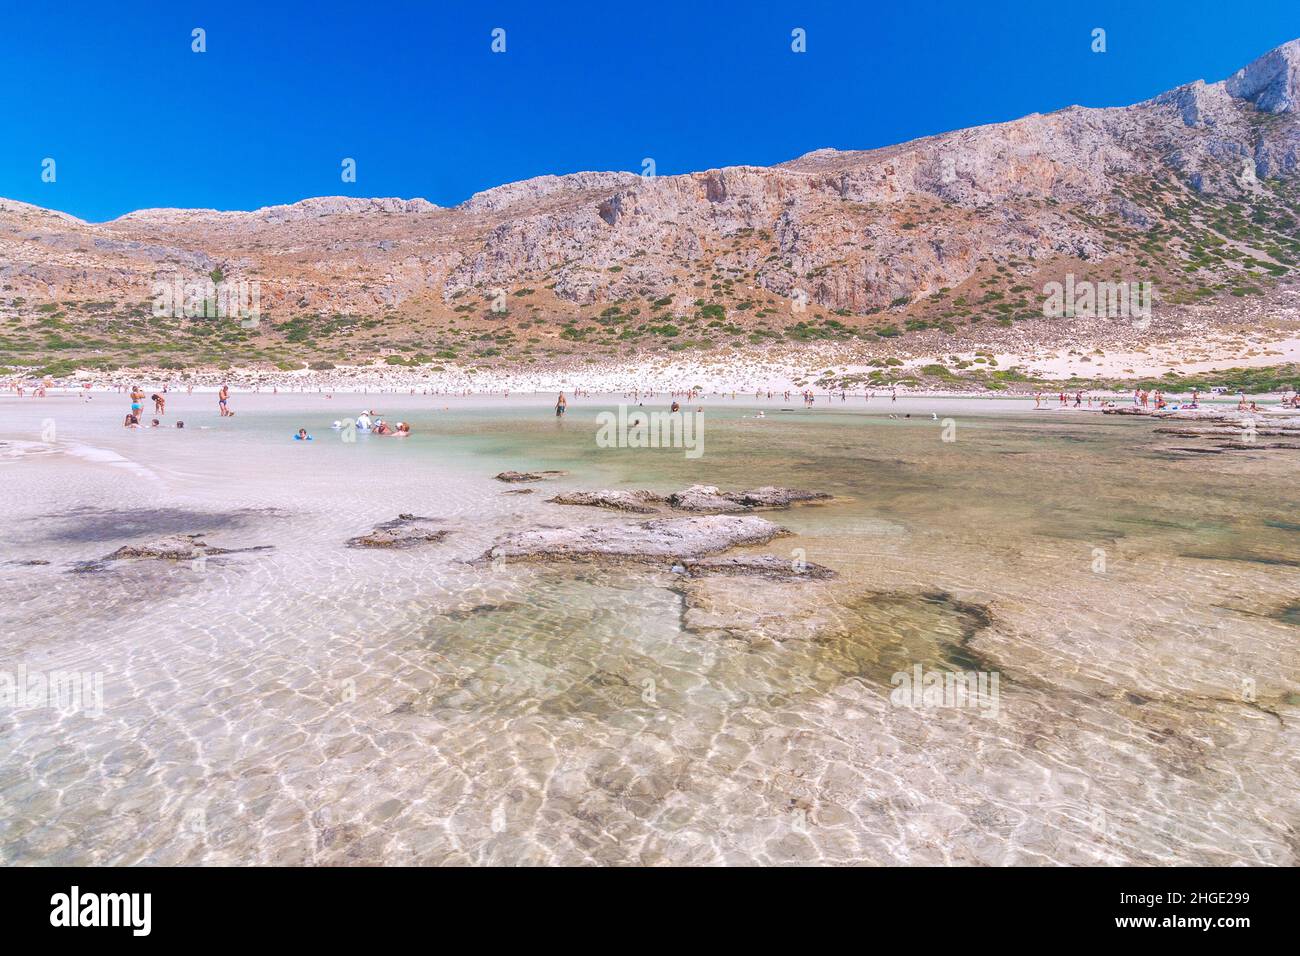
546;490;662;513
668;485;831;512
108;534;238;560
346;514;450;549
482;514;788;564
548;484;830;515
495;470;568;483
679;555;837;580
1121;409;1300;455
77;533;274;570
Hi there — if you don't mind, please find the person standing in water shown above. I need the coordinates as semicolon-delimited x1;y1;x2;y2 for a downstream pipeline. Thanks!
555;392;567;417
218;384;231;417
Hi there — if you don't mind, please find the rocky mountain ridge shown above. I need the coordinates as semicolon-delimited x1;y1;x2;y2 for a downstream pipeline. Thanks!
2;39;1298;376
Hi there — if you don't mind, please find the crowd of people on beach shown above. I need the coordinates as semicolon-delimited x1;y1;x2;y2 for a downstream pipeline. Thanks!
9;379;1299;438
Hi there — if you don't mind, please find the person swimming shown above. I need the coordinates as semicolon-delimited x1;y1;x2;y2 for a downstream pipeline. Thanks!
294;428;313;441
123;413;140;428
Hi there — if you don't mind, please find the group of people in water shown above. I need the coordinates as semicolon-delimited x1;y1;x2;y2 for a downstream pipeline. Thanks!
112;383;423;439
122;384;183;428
114;381;234;429
81;378;1300;435
330;410;411;436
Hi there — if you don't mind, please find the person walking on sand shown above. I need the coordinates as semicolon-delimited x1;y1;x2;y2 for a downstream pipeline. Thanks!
218;384;231;417
555;392;567;417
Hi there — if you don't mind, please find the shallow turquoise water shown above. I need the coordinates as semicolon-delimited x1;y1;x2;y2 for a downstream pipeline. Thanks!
0;392;1296;865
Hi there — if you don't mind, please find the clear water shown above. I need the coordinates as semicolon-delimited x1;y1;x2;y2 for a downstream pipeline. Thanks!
1;392;1296;865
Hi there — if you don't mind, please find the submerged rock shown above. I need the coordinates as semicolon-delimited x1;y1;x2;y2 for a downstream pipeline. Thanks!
680;555;837;580
547;484;831;515
96;533;274;565
347;514;449;549
482;514;789;564
494;470;568;483
727;486;832;509
663;485;750;513
547;490;662;513
108;534;232;561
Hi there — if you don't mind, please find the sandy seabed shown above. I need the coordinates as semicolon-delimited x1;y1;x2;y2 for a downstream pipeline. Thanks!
0;392;1296;865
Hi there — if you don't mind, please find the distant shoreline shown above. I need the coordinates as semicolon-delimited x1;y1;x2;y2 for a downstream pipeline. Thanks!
4;354;1298;400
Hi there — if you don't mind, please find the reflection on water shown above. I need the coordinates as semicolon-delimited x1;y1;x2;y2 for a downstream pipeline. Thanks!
0;394;1296;865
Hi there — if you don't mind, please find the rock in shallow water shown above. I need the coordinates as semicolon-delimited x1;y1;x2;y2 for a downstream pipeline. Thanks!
680;555;837;580
548;484;831;515
107;533;233;560
347;514;449;549
547;490;662;513
86;533;274;569
494;470;568;483
482;514;789;563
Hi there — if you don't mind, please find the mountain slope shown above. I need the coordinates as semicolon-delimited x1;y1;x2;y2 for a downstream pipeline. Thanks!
2;39;1299;377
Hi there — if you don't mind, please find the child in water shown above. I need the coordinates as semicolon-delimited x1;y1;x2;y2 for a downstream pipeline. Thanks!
294;428;313;441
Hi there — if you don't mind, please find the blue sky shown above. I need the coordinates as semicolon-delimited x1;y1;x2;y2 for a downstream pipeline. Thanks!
2;0;1297;221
